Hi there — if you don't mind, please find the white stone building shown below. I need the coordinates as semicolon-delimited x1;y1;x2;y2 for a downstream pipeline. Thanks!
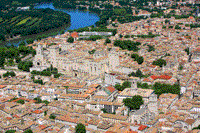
30;44;120;76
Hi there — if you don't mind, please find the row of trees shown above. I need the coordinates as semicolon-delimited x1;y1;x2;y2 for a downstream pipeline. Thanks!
31;65;61;78
114;81;131;91
33;79;44;85
128;69;144;78
132;33;160;38
152;82;181;97
3;71;16;78
152;58;167;67
147;45;155;52
150;12;190;19
137;82;150;89
5;129;32;133
114;40;141;52
18;61;33;72
33;97;49;106
131;53;144;64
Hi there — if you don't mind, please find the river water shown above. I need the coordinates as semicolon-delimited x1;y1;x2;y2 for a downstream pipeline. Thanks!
3;3;100;46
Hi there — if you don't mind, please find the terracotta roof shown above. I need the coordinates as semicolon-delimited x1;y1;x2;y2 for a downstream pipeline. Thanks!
138;125;147;131
6;117;12;120
106;86;116;93
71;32;79;38
38;125;47;130
32;110;43;114
150;75;172;80
0;85;6;89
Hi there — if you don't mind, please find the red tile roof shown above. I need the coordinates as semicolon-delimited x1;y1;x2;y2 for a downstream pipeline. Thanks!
6;117;12;120
71;32;79;38
13;114;20;118
138;125;147;131
38;125;47;130
150;75;172;80
32;110;43;114
106;86;116;93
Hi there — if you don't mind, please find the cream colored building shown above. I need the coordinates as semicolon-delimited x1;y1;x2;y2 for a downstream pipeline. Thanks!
30;44;120;76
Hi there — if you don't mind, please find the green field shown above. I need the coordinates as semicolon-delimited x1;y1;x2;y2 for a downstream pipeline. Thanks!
16;16;32;26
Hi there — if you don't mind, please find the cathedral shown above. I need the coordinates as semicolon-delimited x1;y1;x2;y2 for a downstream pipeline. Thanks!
30;44;120;76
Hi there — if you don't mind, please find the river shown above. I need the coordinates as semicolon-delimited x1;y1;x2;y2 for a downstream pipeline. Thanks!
3;3;100;46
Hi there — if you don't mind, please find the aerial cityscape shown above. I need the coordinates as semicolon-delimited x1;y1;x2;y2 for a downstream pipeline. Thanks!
0;0;200;133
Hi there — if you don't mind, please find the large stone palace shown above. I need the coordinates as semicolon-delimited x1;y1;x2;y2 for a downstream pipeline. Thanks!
30;44;120;76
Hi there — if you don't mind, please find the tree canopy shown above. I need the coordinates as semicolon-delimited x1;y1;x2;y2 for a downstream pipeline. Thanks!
17;99;25;104
152;82;180;97
152;58;167;67
131;53;143;64
123;95;144;110
75;123;86;133
3;71;16;77
67;36;74;43
114;81;131;91
23;129;33;133
114;40;141;51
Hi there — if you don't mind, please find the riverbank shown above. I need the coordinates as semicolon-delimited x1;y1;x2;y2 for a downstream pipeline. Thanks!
0;3;99;47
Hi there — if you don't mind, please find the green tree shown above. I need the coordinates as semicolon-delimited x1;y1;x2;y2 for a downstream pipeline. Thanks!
137;56;144;64
42;100;50;106
105;38;111;43
49;114;56;119
44;111;47;116
5;130;16;133
23;129;33;133
122;81;131;89
135;69;143;78
192;125;200;130
179;64;183;70
17;99;25;104
75;123;86;133
54;73;61;78
147;45;155;52
152;58;167;67
0;57;5;67
67;36;74;43
184;47;190;55
114;83;123;91
123;95;144;110
128;72;135;77
131;53;139;60
34;97;42;103
137;82;149;89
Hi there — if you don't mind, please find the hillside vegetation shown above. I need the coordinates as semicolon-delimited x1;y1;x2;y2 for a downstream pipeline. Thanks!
0;8;70;42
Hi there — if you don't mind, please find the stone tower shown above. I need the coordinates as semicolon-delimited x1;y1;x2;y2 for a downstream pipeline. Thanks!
108;49;119;71
33;43;44;67
48;46;59;68
148;93;159;115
